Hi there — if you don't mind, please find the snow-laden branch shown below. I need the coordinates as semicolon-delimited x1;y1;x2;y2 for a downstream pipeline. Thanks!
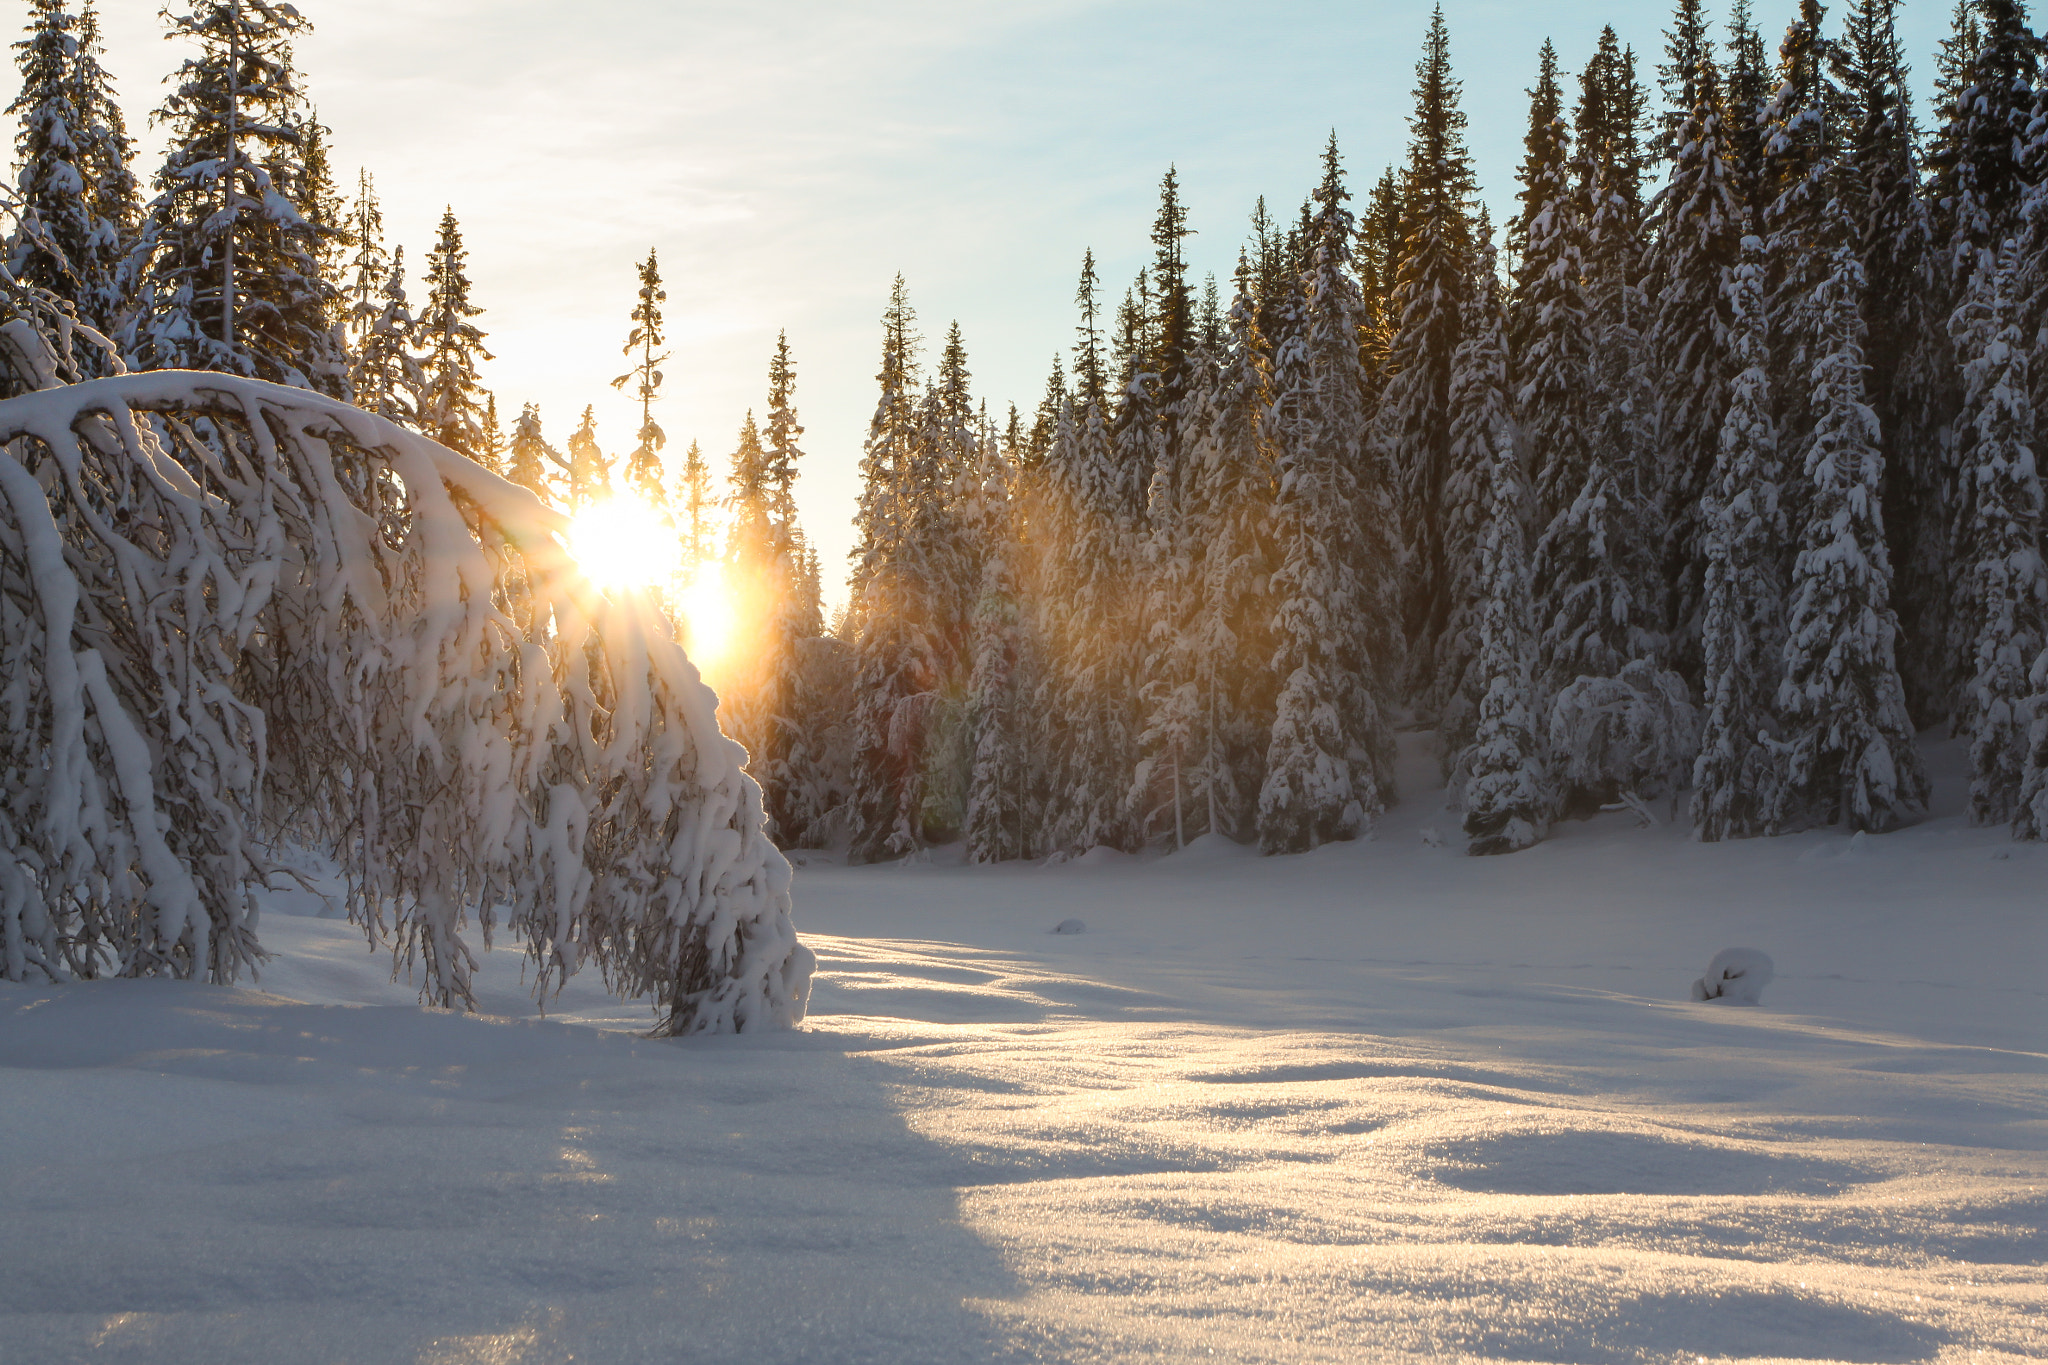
0;371;812;1034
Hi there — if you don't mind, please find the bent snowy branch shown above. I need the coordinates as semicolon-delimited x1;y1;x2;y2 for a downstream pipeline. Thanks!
0;371;811;1033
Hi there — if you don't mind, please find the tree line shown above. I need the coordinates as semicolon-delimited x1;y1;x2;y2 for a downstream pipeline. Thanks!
831;0;2048;862
11;1;2048;865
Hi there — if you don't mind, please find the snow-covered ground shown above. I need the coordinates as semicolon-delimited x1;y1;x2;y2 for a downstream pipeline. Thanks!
5;735;2045;1364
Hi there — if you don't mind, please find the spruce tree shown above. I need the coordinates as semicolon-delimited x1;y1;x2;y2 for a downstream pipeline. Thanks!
1723;0;1774;228
612;248;669;506
1927;0;2041;260
1443;234;1527;797
1949;244;2046;824
291;111;346;318
1508;38;1569;352
569;406;612;508
1305;134;1399;759
343;170;386;351
1657;0;1715;162
1148;165;1197;477
1757;0;1846;480
1644;44;1743;668
418;209;493;463
1457;273;1547;854
749;333;824;846
1257;149;1396;852
8;0;128;343
1692;241;1789;840
504;402;561;500
348;245;423;428
70;2;137;246
126;0;344;391
846;278;955;861
1181;252;1277;841
1380;4;1477;693
1836;0;1949;723
1574;26;1650;233
1526;100;1653;705
963;433;1031;862
1773;245;1928;832
1037;257;1141;854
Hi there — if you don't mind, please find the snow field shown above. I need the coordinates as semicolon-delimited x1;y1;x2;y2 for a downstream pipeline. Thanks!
2;734;2044;1362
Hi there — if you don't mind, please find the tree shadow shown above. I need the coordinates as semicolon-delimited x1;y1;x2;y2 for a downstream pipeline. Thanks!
0;981;1047;1364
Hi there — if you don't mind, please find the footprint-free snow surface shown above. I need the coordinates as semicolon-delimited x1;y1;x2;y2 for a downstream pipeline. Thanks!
5;735;2045;1364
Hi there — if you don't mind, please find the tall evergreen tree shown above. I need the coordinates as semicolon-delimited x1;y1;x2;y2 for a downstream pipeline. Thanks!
504;402;560;500
347;245;422;427
1508;37;1568;344
1257;148;1397;852
70;2;137;246
1836;0;1950;722
126;0;345;391
568;405;612;508
1757;0;1846;478
674;436;709;558
1442;234;1526;785
1148;165;1196;473
8;0;127;342
417;208;493;462
1038;266;1140;854
1927;0;2041;261
1179;252;1278;842
963;432;1032;862
612;248;669;506
1457;273;1547;855
1657;0;1715;162
343;169;385;350
1692;241;1789;839
1644;43;1743;669
1574;26;1650;232
1948;244;2046;824
845;279;954;861
291;110;345;316
1380;4;1477;694
1773;246;1928;831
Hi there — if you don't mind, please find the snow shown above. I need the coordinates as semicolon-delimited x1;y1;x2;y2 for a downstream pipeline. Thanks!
1692;947;1777;1005
4;732;2045;1363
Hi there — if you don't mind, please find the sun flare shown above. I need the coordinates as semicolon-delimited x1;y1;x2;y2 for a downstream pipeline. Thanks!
564;498;675;590
676;560;738;668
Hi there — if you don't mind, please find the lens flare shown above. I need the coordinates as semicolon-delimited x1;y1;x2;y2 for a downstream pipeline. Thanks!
564;498;674;589
677;560;737;667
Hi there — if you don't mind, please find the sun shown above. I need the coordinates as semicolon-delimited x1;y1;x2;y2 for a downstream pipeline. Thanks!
564;497;676;590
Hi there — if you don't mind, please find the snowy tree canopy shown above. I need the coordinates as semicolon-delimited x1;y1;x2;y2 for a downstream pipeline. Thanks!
0;365;811;1034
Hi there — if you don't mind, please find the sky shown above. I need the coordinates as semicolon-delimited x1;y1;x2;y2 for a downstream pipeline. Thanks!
84;0;1953;605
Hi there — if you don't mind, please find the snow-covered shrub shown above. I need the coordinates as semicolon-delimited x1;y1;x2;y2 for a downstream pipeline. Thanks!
1690;947;1774;1005
1547;661;1701;818
0;365;811;1034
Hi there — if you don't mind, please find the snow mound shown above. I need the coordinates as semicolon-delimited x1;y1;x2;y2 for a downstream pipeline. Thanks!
1168;832;1254;862
1053;918;1087;935
1691;947;1775;1005
1075;845;1134;867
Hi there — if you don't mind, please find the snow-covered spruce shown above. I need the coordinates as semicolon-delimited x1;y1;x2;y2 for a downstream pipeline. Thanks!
1691;239;1789;841
1772;246;1927;833
1947;243;2045;827
1454;238;1546;855
0;369;811;1033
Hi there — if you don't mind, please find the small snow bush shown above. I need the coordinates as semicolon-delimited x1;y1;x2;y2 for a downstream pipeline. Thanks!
0;356;810;1034
1547;661;1701;818
1690;947;1774;1005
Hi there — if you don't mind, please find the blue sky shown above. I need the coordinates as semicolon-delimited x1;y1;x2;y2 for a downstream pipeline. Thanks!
87;1;1953;594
